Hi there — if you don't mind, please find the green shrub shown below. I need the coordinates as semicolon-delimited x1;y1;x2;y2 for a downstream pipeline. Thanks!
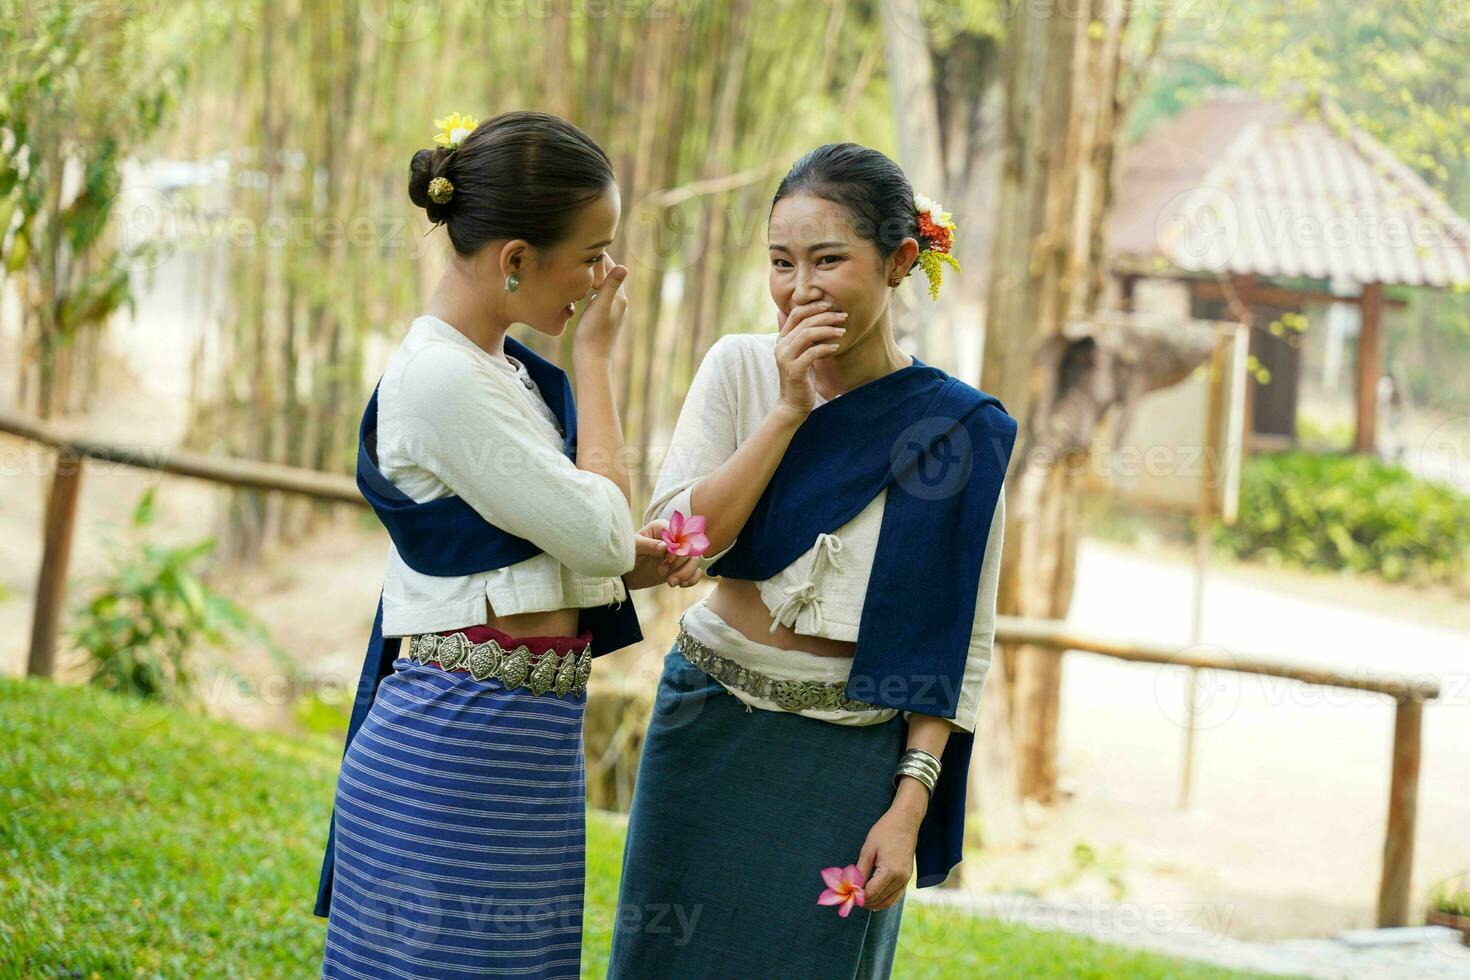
68;487;292;704
1431;879;1470;917
1295;416;1354;453
1214;452;1470;585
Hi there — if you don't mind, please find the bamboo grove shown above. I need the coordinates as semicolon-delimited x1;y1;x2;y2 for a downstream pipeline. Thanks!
172;0;896;557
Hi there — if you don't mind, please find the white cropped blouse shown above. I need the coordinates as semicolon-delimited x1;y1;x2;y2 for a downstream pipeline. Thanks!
645;331;1006;734
375;315;637;637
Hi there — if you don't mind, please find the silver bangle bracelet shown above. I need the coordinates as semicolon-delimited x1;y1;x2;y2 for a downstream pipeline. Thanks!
892;747;942;796
892;764;937;796
897;758;939;785
899;752;946;775
898;750;941;781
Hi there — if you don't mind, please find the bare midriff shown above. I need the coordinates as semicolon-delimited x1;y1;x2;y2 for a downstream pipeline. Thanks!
703;578;857;659
481;604;583;640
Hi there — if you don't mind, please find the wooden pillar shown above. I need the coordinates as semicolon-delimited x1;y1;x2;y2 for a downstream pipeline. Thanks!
1119;274;1138;312
1226;275;1257;448
1377;697;1422;927
27;448;84;678
1354;282;1383;454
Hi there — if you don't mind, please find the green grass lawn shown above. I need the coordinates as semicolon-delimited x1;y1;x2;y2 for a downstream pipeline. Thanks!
0;676;1288;978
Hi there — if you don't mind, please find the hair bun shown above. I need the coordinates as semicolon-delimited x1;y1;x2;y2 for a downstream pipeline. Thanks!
400;110;617;258
408;147;451;222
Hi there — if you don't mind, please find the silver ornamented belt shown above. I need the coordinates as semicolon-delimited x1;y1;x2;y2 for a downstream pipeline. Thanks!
406;630;592;698
674;619;886;714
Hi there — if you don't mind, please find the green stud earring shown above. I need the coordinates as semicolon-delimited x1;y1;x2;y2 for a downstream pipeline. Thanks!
505;272;520;293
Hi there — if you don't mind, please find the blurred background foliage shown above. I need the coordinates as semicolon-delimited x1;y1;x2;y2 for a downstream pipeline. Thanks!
5;0;1469;545
4;0;1470;678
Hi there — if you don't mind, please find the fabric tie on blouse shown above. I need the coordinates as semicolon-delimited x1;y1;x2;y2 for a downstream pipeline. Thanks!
767;532;845;634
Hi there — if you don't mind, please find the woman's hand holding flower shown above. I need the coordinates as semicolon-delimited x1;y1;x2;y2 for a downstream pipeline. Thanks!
622;513;707;589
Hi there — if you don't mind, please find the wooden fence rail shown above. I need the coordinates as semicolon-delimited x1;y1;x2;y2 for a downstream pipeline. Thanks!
1;409;1441;928
994;616;1440;929
2;410;361;677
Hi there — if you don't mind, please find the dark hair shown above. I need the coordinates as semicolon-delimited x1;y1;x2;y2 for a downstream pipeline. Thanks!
770;142;923;271
408;110;615;257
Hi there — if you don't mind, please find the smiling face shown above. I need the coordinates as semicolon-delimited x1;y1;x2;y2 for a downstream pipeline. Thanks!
767;191;916;349
500;183;621;335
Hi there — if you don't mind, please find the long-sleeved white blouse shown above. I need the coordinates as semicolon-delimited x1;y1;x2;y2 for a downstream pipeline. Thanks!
375;315;637;637
645;331;1006;733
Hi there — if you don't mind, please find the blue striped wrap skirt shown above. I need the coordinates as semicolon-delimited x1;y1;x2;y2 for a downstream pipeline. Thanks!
609;631;910;979
321;630;591;979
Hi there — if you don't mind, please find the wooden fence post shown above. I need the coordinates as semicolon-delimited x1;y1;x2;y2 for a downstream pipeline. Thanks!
26;448;84;679
1377;696;1423;927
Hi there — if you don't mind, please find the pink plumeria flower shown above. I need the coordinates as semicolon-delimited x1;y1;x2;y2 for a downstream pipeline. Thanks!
661;510;709;557
816;864;866;918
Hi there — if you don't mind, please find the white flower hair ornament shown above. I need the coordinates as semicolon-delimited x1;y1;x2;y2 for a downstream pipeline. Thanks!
911;192;961;301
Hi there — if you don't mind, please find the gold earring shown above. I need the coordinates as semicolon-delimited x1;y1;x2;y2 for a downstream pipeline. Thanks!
505;272;519;293
888;274;903;287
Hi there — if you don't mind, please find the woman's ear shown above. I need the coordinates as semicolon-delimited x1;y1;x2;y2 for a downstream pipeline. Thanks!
497;239;530;279
887;237;920;281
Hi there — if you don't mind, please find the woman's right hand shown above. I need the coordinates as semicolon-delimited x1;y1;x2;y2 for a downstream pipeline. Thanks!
621;519;705;590
573;255;629;361
773;300;847;417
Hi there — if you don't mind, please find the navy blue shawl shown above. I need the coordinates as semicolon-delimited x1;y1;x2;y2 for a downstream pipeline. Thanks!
707;355;1016;887
312;334;642;917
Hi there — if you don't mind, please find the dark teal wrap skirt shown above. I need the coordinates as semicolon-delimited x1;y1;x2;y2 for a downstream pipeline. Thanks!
609;645;909;979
